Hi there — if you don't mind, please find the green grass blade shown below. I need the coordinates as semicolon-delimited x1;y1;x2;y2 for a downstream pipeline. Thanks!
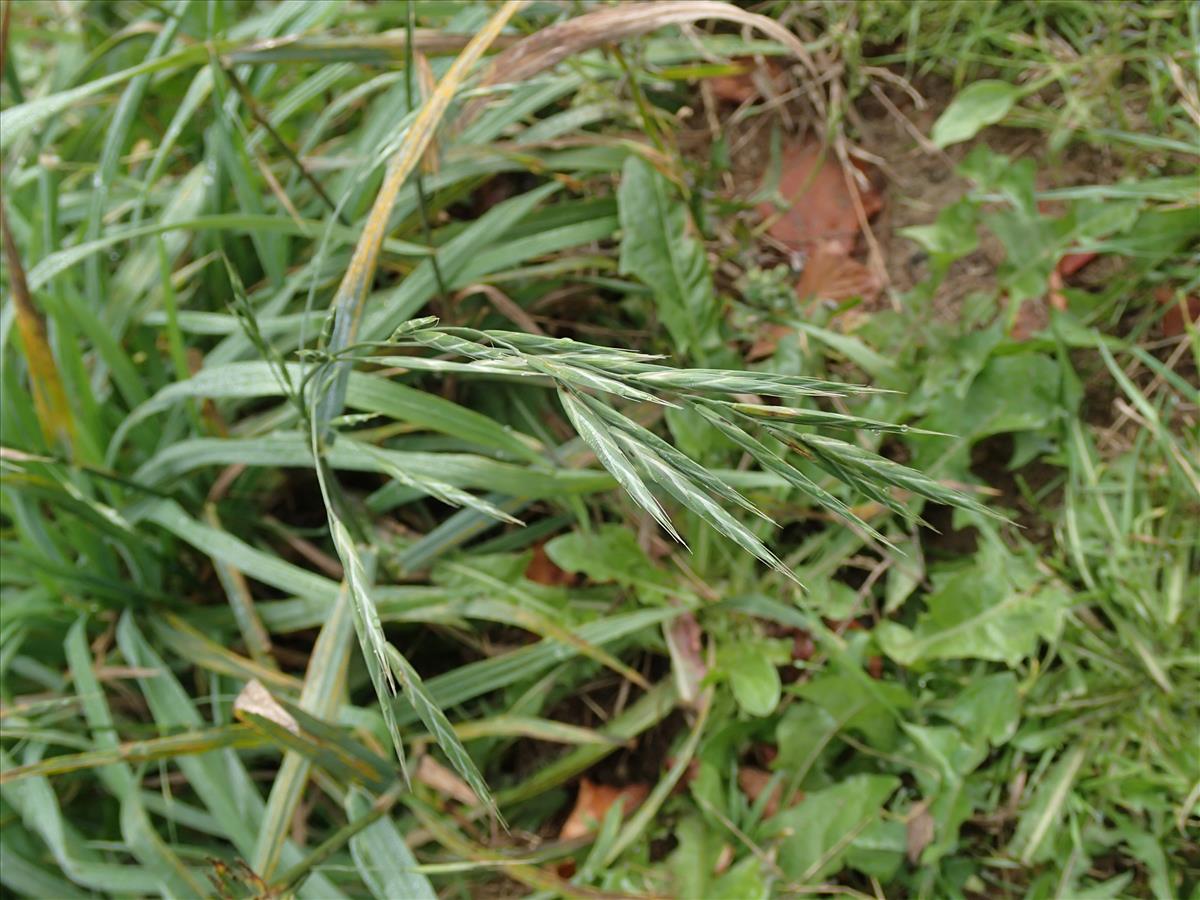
0;843;91;900
315;1;523;434
0;42;217;150
346;786;437;900
82;0;187;302
28;214;426;294
114;614;348;899
252;582;357;877
132;433;615;497
0;747;163;893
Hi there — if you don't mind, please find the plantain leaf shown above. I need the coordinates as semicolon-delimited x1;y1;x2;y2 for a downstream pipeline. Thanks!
876;545;1071;668
618;155;718;355
764;775;901;883
932;80;1020;148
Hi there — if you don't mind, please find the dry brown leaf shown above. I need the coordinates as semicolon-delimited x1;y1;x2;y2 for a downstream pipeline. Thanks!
233;680;299;735
737;766;785;817
707;58;787;104
795;241;884;303
1057;251;1098;279
524;541;574;586
1158;286;1200;337
416;754;479;806
907;801;936;863
559;778;650;840
759;139;883;256
664;611;707;707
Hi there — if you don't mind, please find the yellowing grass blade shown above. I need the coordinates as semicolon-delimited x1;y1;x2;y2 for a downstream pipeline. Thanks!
316;0;525;434
1;200;75;454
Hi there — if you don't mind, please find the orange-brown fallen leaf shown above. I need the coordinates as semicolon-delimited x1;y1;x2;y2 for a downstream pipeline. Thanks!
416;754;478;806
906;800;935;864
1057;251;1098;279
737;766;783;817
524;541;575;586
707;58;786;104
745;139;884;360
795;241;884;303
665;611;708;707
559;778;650;840
758;139;883;256
1157;285;1200;338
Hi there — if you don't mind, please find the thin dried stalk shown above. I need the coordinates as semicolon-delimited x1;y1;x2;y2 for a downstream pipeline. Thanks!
480;0;817;88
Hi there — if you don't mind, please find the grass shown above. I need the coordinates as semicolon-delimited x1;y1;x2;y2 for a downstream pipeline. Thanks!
1;1;1197;898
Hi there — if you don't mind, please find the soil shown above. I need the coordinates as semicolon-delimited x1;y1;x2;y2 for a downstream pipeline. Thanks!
707;69;1127;325
969;433;1063;545
500;652;684;800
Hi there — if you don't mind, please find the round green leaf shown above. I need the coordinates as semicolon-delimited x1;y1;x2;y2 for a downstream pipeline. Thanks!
729;650;781;717
932;80;1020;148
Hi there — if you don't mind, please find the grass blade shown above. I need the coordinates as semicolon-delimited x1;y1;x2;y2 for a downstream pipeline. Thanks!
1;200;74;453
316;0;524;433
346;786;437;900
